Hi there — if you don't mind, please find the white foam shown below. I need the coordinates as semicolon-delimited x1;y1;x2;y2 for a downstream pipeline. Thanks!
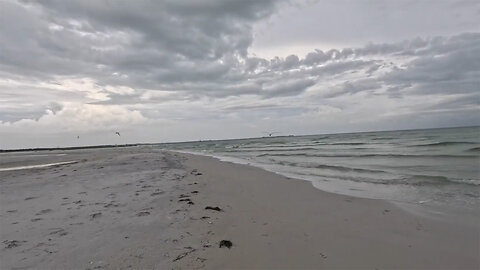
0;161;78;172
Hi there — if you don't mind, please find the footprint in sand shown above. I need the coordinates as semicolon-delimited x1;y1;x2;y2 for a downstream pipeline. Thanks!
150;189;164;196
190;169;202;176
69;222;84;226
136;211;150;217
36;209;52;216
104;202;119;208
3;240;26;249
49;228;68;237
90;212;102;220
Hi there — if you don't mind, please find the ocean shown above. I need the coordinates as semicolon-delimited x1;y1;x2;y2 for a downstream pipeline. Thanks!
159;126;479;212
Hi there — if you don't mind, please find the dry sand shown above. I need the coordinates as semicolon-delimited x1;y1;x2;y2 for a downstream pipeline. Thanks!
0;147;478;269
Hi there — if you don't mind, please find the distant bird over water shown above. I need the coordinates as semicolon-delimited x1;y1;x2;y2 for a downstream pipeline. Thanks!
263;131;280;137
115;131;121;137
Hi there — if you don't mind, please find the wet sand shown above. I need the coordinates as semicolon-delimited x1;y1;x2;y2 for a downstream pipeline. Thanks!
0;147;478;269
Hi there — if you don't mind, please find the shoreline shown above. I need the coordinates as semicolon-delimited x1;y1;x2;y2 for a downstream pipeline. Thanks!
176;151;479;269
0;147;478;269
171;150;480;221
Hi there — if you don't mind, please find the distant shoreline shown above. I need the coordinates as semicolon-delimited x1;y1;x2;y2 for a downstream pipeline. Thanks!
0;143;143;153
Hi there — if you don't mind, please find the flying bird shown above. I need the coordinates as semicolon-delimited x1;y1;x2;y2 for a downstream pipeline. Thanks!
263;131;280;137
115;131;121;136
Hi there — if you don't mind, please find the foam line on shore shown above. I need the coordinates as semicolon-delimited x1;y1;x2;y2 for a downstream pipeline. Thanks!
0;161;78;172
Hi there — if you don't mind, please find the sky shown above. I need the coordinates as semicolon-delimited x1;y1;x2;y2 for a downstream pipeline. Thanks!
0;0;479;149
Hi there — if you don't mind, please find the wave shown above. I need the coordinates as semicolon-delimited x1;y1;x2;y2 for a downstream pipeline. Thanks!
282;169;480;186
273;160;390;175
224;147;320;153
314;164;390;174
322;142;367;145
288;170;480;187
371;137;395;141
269;160;480;186
407;175;480;186
466;147;480;152
409;141;478;147
256;153;477;159
237;144;319;149
225;145;375;153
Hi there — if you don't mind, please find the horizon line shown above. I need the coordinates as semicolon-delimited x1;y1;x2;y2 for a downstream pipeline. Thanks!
1;125;478;153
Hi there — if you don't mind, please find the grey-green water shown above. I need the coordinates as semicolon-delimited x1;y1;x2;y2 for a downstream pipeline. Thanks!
159;127;479;211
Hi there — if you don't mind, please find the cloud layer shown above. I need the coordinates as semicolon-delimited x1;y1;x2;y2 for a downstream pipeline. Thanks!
0;0;479;148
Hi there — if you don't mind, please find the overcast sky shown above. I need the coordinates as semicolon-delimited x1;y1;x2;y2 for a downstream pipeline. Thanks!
1;0;479;149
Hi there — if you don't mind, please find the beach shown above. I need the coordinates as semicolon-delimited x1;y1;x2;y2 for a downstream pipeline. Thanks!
0;146;478;269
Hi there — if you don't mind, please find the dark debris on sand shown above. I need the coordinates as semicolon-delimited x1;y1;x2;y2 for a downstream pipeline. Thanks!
205;206;222;212
172;247;196;262
219;240;233;249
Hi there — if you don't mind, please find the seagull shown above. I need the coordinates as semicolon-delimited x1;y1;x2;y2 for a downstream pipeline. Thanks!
115;131;121;137
263;131;279;137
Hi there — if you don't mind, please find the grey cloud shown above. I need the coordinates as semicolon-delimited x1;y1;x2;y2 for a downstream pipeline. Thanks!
322;79;382;99
303;50;328;66
281;55;300;70
380;33;480;97
72;32;480;107
2;0;283;87
0;101;63;122
2;0;478;102
252;0;480;54
262;78;315;98
309;60;377;77
0;0;479;146
427;93;480;111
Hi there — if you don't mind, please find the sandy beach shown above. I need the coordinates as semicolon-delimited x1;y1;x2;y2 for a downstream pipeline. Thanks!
0;146;478;269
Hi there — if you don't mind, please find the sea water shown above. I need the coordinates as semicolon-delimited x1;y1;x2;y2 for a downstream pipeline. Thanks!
159;127;479;212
